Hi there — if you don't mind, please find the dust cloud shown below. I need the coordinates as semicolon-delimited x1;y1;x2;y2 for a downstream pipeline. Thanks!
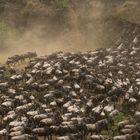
0;0;121;63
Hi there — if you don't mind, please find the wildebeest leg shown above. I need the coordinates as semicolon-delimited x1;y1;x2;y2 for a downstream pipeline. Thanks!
13;63;16;67
47;135;50;140
29;58;31;62
5;134;8;140
44;136;46;140
83;132;88;140
50;135;52;140
81;132;85;140
84;131;88;139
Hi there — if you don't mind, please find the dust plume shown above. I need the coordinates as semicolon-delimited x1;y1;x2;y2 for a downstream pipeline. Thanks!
0;0;121;63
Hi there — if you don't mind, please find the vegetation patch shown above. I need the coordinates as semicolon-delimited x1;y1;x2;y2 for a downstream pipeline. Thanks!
101;112;127;139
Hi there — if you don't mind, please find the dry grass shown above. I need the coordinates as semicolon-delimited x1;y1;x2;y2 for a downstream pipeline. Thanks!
113;0;140;24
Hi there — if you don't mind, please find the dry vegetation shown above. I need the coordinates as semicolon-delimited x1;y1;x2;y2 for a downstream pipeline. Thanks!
0;0;140;63
114;0;140;24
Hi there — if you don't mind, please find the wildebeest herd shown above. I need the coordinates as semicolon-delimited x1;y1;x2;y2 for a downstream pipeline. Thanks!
6;52;37;66
0;23;140;140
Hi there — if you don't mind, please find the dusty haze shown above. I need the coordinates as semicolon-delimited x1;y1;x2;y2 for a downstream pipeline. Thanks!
0;0;121;63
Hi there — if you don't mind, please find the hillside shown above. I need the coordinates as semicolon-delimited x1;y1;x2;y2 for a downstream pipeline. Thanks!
0;0;140;62
113;0;140;24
